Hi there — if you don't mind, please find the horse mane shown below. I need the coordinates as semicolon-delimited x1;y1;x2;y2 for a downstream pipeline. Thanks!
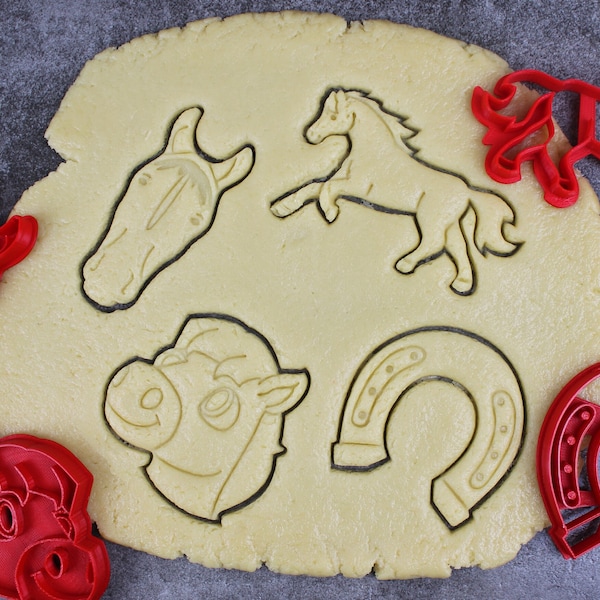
156;157;212;193
345;91;419;155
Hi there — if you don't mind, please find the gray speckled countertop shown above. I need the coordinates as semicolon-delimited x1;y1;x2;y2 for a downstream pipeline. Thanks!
1;1;599;598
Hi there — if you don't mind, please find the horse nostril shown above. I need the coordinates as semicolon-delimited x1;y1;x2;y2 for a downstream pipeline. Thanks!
84;251;104;274
306;127;321;145
119;270;136;296
141;388;163;410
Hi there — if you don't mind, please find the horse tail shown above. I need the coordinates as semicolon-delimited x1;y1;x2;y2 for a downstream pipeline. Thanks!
469;189;521;257
331;327;525;529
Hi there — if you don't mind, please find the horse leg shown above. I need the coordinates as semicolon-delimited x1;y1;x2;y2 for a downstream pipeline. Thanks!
395;193;467;284
317;180;346;222
445;221;475;295
395;199;451;274
270;181;324;218
270;136;349;219
316;160;355;222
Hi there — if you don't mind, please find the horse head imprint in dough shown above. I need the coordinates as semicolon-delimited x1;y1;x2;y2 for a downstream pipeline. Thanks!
82;107;255;311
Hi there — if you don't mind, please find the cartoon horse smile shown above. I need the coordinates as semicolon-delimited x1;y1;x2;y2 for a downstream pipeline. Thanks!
82;107;255;311
271;89;520;295
104;314;310;522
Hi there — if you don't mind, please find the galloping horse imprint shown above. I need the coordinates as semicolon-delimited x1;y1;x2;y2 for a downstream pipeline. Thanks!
104;314;310;522
81;107;255;311
271;89;521;295
332;327;525;529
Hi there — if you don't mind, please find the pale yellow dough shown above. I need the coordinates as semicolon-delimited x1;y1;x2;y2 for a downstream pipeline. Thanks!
2;12;600;578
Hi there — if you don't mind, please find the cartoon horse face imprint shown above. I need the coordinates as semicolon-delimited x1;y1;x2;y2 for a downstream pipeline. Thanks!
104;315;309;522
271;89;520;296
82;107;255;311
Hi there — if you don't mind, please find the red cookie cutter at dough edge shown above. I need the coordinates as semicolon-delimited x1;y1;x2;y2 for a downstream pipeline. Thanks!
0;215;38;280
537;363;600;559
472;69;600;208
0;434;110;600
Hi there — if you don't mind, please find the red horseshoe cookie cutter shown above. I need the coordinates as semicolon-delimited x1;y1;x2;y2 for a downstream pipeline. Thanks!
472;69;600;208
0;215;38;280
537;363;600;558
0;434;110;600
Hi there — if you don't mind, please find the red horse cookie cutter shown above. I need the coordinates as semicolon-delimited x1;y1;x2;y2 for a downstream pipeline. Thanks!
0;434;110;600
472;69;600;208
0;215;38;280
537;363;600;558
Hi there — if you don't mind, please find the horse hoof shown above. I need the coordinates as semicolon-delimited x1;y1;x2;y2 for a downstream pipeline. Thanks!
450;276;475;296
394;257;415;274
270;202;289;218
322;206;339;223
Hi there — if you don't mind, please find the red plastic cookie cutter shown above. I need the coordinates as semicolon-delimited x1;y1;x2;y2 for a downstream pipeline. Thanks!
0;434;110;600
472;69;600;208
537;363;600;558
0;215;38;279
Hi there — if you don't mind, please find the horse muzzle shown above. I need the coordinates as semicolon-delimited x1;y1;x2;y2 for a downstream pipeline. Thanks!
305;124;324;145
104;361;182;451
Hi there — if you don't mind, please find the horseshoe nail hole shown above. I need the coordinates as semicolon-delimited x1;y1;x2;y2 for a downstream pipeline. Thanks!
385;365;394;373
491;451;498;460
368;387;377;396
500;425;508;433
357;410;367;421
410;351;420;361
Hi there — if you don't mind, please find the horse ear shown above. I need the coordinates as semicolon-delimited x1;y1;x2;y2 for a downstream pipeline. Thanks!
257;371;309;414
165;107;203;155
335;89;346;109
323;89;338;112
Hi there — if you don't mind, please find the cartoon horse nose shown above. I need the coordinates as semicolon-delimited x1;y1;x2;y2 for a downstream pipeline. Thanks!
104;361;182;451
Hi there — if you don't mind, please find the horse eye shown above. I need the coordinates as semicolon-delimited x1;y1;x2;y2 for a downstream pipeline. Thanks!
199;388;240;431
330;114;337;121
